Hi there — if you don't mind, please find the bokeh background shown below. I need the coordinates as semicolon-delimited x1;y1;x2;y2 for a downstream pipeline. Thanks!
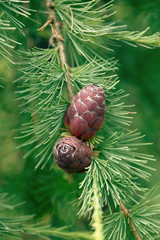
0;0;160;233
113;0;160;189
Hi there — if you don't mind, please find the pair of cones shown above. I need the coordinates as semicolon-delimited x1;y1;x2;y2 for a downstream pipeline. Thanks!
53;85;106;173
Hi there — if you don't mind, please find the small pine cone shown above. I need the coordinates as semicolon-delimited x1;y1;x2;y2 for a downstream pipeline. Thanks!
53;136;92;173
64;84;106;140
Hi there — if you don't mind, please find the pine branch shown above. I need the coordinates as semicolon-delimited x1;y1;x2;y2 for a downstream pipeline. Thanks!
120;201;142;240
104;211;127;240
0;193;32;239
41;0;74;101
107;28;160;48
15;1;160;239
0;0;30;63
92;178;104;240
24;225;93;240
130;187;160;239
0;192;93;240
104;187;160;240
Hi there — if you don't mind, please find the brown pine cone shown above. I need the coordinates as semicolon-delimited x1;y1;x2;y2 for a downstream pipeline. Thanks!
53;136;92;173
64;84;106;140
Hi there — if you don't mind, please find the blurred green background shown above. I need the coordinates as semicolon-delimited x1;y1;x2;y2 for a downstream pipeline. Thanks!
0;0;160;232
113;0;160;188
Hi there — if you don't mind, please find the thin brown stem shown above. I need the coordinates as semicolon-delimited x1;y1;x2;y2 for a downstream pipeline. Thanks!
120;201;142;240
37;19;52;31
44;0;74;101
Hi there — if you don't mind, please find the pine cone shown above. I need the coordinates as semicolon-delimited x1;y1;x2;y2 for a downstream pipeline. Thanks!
64;84;106;140
53;136;92;173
